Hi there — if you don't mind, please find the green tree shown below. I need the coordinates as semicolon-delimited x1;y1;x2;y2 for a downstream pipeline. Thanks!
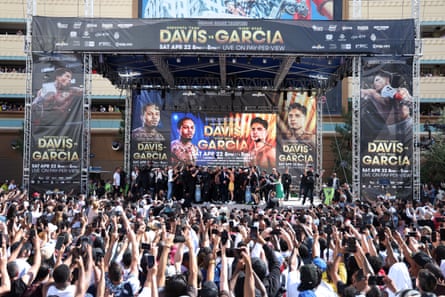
330;109;353;184
420;119;445;184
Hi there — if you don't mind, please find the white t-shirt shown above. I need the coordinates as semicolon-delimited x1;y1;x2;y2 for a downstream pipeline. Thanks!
46;284;76;297
15;257;31;278
168;169;174;183
113;172;121;187
287;271;337;297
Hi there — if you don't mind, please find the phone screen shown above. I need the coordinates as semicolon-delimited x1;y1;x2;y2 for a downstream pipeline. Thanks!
225;248;241;258
26;212;33;224
250;226;258;240
141;243;151;251
147;255;155;268
55;235;65;251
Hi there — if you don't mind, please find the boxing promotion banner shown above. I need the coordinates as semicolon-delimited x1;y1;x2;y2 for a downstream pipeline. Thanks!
130;89;321;179
169;112;277;170
360;56;413;201
131;90;170;170
32;17;415;55
30;54;84;194
276;91;317;181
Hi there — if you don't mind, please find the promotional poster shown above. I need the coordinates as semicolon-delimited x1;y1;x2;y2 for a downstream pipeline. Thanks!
30;54;84;193
360;57;413;201
131;90;170;169
169;112;277;170
276;91;317;180
130;89;320;183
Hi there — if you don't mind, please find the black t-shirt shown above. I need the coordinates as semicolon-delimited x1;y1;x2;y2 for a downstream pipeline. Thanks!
5;278;27;297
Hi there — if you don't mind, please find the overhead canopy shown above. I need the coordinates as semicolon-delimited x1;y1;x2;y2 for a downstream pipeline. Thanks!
32;17;415;91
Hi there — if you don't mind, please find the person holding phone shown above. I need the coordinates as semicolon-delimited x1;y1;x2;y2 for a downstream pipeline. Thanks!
6;230;42;297
103;211;140;296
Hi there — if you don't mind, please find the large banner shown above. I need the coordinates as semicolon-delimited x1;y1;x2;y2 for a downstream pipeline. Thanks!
30;54;84;194
32;17;415;55
141;0;341;20
276;91;317;181
130;90;319;183
360;57;413;201
170;112;277;169
131;90;170;169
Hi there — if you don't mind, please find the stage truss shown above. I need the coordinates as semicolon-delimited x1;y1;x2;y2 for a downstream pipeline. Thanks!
22;0;422;200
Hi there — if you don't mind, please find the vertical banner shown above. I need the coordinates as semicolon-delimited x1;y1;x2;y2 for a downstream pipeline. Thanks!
276;91;317;182
30;54;84;194
360;57;413;201
170;112;277;171
131;90;170;170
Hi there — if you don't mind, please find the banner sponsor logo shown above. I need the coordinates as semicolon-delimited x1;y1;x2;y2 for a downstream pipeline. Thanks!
32;17;415;54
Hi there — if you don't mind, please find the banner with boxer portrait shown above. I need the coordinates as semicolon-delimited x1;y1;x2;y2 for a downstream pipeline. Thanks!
276;91;317;184
29;53;84;194
360;56;413;201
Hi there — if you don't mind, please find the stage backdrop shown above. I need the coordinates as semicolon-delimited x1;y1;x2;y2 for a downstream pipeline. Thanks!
30;54;84;194
360;57;413;201
130;89;317;182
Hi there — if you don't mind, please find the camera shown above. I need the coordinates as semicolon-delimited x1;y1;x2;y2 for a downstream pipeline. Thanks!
225;248;242;258
368;275;385;286
324;225;333;235
346;238;357;253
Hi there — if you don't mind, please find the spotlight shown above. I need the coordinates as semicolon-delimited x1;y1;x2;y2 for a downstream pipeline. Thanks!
11;140;20;150
232;58;237;64
176;57;181;63
111;141;122;151
209;58;215;64
262;58;267;64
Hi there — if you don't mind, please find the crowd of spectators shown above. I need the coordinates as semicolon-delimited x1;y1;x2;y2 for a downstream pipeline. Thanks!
90;105;123;113
0;168;445;297
0;67;26;74
0;102;124;113
0;102;24;112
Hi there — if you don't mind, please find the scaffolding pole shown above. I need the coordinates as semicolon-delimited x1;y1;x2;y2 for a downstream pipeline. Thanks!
22;0;36;192
80;0;94;194
412;0;421;200
124;88;132;180
81;54;92;195
316;89;323;193
352;56;361;200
